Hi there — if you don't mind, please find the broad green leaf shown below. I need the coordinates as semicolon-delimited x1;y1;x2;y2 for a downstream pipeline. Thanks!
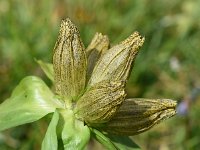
42;110;59;150
60;109;90;150
107;134;141;150
36;59;54;82
90;128;117;150
0;76;63;131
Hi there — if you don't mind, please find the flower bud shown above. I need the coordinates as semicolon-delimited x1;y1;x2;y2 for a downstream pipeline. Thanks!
88;32;144;86
75;81;126;125
53;18;87;100
86;33;109;81
101;98;177;135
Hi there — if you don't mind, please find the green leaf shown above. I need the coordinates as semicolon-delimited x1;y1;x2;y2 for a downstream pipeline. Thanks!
36;59;54;82
91;129;141;150
107;134;141;150
42;110;59;150
90;128;117;150
60;109;90;150
0;76;63;131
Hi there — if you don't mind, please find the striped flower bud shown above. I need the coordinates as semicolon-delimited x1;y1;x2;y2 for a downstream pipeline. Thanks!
100;98;177;135
75;81;126;125
86;33;109;81
53;18;87;100
88;32;145;86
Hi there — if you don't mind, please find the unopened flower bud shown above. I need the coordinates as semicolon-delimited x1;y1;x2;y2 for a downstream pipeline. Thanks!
88;32;144;86
101;98;177;135
75;81;126;125
86;33;109;81
53;18;87;100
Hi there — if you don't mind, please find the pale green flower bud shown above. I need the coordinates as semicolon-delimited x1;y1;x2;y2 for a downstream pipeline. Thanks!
88;32;145;86
86;33;109;81
75;81;126;125
101;98;177;135
86;32;110;56
53;18;87;100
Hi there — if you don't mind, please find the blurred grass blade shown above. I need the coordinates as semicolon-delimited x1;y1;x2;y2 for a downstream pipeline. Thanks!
60;109;90;150
0;76;63;131
42;110;59;150
106;134;141;150
36;59;54;82
90;128;117;150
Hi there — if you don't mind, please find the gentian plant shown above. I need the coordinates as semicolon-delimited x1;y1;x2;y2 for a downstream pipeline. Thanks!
0;18;177;150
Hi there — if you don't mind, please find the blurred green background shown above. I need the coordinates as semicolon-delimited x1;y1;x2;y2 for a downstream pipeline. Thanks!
0;0;200;149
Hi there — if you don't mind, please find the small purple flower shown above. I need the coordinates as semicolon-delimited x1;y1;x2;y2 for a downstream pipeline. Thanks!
177;100;188;116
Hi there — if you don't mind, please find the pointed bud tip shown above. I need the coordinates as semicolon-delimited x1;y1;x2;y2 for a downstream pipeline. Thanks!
160;99;177;108
87;32;109;51
122;31;145;49
60;18;79;35
159;108;177;122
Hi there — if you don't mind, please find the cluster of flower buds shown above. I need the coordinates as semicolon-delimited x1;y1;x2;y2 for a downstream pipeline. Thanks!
53;18;177;135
